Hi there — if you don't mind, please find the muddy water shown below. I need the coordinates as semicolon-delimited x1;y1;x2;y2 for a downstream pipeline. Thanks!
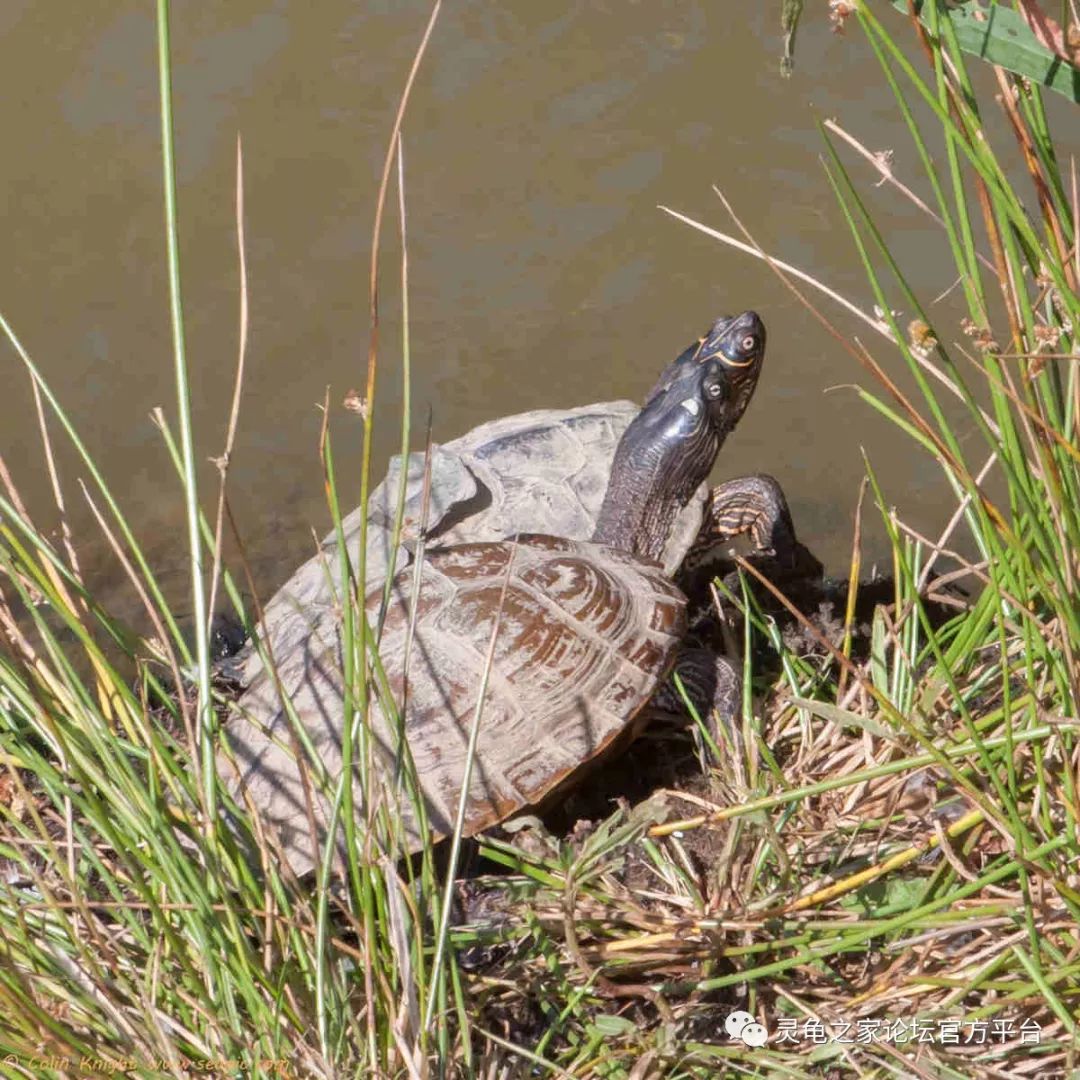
0;2;1062;623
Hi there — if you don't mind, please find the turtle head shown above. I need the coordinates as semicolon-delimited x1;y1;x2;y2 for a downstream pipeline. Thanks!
592;311;767;562
691;310;766;434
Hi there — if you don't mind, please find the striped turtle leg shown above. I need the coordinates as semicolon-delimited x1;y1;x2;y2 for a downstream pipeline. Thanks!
679;473;823;599
696;473;797;561
651;647;741;746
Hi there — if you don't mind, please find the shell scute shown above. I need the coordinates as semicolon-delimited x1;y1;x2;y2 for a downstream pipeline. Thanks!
518;555;627;637
648;597;684;635
428;541;514;581
617;635;669;674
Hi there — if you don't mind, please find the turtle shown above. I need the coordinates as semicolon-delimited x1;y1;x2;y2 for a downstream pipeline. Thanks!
231;400;707;691
224;312;781;873
233;315;792;688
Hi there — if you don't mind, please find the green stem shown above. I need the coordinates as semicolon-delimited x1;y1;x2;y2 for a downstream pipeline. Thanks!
154;2;214;830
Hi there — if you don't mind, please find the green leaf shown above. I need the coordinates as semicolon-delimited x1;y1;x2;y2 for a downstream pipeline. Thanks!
870;606;890;697
841;873;928;915
588;1014;639;1038
781;0;805;77
789;697;895;739
890;0;1080;104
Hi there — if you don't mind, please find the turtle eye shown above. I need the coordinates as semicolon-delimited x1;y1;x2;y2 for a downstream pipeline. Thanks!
741;334;758;353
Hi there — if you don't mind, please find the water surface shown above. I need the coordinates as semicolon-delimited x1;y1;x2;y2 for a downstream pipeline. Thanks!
1;2;1061;622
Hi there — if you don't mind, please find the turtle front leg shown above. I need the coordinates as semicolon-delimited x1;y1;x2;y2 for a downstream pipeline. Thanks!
698;473;798;560
651;646;742;750
678;473;822;600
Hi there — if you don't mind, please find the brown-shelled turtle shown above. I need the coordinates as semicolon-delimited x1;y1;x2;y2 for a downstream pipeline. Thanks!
224;312;797;873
